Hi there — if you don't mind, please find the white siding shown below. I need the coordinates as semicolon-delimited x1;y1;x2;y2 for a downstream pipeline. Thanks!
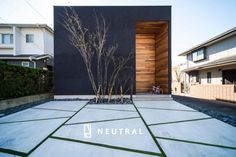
19;28;44;55
13;26;21;55
186;35;236;68
0;25;53;57
199;64;236;85
0;27;14;55
43;29;53;56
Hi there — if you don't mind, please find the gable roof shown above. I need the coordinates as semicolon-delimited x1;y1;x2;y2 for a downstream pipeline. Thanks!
178;27;236;56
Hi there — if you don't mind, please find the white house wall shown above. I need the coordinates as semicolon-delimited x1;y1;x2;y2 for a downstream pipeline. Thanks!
43;29;53;56
0;27;14;55
19;28;44;55
187;35;236;68
199;64;236;85
13;26;21;55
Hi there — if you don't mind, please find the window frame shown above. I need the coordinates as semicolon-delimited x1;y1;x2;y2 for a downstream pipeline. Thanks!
26;34;34;43
192;48;205;62
207;72;211;84
1;33;13;44
21;61;30;67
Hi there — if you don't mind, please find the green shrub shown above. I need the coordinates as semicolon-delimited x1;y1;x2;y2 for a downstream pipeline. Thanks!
0;62;53;100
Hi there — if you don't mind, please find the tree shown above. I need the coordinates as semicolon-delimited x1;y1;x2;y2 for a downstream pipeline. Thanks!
62;7;133;102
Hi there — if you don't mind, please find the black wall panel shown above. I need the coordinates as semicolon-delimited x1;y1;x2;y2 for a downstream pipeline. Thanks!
54;6;171;95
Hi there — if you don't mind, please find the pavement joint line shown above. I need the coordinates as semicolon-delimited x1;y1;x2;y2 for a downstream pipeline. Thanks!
26;101;89;156
148;117;213;126
0;116;71;125
84;107;136;112
50;136;162;156
64;117;141;126
32;107;77;112
137;107;197;112
133;102;167;157
155;136;236;150
0;147;27;157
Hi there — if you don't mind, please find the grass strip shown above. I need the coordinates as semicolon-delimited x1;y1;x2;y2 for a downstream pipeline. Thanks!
155;136;236;150
133;102;167;157
26;101;89;156
51;136;162;156
0;116;71;125
0;148;27;157
148;117;212;126
64;116;140;126
32;107;77;112
137;107;197;112
85;107;136;112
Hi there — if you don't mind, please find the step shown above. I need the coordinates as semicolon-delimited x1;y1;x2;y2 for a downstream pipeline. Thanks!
133;95;173;101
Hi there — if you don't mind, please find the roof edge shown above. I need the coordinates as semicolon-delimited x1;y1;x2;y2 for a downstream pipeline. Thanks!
0;23;53;34
178;27;236;56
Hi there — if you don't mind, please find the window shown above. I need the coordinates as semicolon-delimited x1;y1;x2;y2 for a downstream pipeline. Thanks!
192;48;205;62
1;34;13;44
207;72;211;84
21;61;30;67
26;34;34;43
222;69;236;84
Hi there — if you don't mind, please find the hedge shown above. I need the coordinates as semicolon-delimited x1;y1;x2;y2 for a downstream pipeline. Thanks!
0;62;53;100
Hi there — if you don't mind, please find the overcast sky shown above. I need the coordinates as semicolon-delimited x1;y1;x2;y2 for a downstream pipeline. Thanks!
1;0;236;66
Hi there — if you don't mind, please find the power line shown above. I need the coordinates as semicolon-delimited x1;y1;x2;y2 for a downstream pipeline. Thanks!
23;0;52;27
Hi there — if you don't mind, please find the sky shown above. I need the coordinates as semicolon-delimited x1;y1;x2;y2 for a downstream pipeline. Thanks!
0;0;236;66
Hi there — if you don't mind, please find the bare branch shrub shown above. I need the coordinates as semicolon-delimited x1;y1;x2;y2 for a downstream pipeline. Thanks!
62;7;133;103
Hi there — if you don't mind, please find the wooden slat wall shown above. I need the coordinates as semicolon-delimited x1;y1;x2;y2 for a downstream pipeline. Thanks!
136;21;169;93
155;24;169;93
136;34;156;93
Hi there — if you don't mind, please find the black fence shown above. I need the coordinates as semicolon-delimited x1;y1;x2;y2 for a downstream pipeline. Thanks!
0;62;53;100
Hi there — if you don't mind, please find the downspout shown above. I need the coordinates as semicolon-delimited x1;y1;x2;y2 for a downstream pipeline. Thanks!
29;56;37;68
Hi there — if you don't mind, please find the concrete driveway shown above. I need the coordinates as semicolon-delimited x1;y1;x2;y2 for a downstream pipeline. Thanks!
0;100;236;157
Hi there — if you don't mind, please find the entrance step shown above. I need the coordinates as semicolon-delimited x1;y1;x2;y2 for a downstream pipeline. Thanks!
133;94;172;101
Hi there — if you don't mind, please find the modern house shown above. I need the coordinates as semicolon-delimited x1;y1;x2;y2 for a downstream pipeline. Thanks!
54;6;171;97
179;27;236;102
0;24;53;70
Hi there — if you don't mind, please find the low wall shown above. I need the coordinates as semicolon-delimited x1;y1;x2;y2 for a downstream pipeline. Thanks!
190;84;236;103
0;93;53;111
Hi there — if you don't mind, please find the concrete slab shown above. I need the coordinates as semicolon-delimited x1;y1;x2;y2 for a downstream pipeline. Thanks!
29;138;160;157
34;101;87;111
85;104;136;111
0;109;73;123
66;108;139;124
0;118;68;153
54;118;161;154
134;101;195;111
151;119;236;148
0;152;20;157
138;108;209;125
157;138;236;157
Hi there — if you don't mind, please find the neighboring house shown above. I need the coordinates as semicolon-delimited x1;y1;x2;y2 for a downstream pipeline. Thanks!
172;65;183;94
0;24;53;70
179;27;236;102
54;6;171;97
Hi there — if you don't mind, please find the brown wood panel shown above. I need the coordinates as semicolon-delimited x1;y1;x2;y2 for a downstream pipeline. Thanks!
136;21;169;93
136;33;156;92
155;24;169;93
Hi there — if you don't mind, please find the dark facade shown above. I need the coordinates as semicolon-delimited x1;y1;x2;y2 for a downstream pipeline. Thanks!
54;6;171;95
